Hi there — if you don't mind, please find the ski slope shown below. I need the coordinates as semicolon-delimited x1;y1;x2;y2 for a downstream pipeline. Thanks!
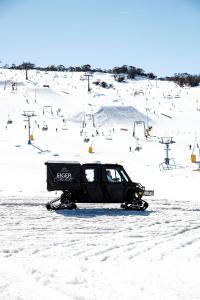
1;197;199;300
0;69;200;299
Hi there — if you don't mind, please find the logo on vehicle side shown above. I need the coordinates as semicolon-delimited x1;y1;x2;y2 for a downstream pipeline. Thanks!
54;168;73;182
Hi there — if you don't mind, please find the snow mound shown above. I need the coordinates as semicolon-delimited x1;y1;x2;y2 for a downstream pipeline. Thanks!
70;105;152;127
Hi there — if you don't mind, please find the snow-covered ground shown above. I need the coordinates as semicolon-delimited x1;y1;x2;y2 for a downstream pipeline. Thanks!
0;69;200;299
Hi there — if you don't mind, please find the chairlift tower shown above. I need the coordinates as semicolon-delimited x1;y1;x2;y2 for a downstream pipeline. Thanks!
22;111;36;144
84;74;93;92
82;113;86;128
159;137;176;170
92;114;95;127
34;82;37;102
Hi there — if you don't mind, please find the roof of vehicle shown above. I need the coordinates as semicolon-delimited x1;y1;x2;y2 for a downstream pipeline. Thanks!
45;161;80;165
82;163;123;168
45;161;124;168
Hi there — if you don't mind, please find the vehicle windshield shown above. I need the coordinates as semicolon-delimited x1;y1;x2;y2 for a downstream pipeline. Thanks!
106;168;129;183
119;169;129;182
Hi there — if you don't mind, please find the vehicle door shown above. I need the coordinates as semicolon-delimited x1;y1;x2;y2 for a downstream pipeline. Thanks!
82;165;105;203
103;167;127;203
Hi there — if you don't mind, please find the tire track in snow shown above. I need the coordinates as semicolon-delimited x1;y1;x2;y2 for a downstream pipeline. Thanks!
0;197;200;300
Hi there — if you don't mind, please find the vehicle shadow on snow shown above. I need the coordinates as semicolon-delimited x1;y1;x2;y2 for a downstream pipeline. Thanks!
54;208;153;218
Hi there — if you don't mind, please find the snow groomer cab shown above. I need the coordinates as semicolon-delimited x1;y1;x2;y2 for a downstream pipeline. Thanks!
45;161;153;211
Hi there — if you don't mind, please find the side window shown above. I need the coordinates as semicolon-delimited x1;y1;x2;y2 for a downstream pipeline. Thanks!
84;168;100;182
85;169;95;182
106;168;122;183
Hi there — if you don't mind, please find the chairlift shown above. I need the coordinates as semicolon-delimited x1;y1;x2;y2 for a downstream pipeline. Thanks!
83;137;90;143
42;124;48;131
106;136;112;140
62;123;68;130
7;118;13;124
138;89;144;94
167;94;172;99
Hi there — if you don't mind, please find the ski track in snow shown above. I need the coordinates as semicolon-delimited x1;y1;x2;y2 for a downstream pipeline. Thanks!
0;197;200;300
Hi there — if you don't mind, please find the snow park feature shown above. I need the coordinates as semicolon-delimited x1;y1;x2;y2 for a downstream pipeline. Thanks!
0;69;200;300
45;161;153;211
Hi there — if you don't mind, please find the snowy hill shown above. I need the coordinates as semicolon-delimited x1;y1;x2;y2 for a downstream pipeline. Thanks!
71;105;152;127
0;69;200;198
0;69;200;300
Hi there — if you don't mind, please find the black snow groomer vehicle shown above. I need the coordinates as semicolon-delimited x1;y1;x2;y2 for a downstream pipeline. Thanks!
45;161;153;211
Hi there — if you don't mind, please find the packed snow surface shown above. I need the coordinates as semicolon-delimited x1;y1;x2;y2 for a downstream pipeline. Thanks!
0;69;200;299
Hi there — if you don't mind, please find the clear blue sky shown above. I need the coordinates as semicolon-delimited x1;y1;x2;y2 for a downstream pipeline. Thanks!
0;0;200;76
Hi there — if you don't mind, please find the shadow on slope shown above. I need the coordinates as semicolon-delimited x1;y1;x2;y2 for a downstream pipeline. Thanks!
55;207;153;218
